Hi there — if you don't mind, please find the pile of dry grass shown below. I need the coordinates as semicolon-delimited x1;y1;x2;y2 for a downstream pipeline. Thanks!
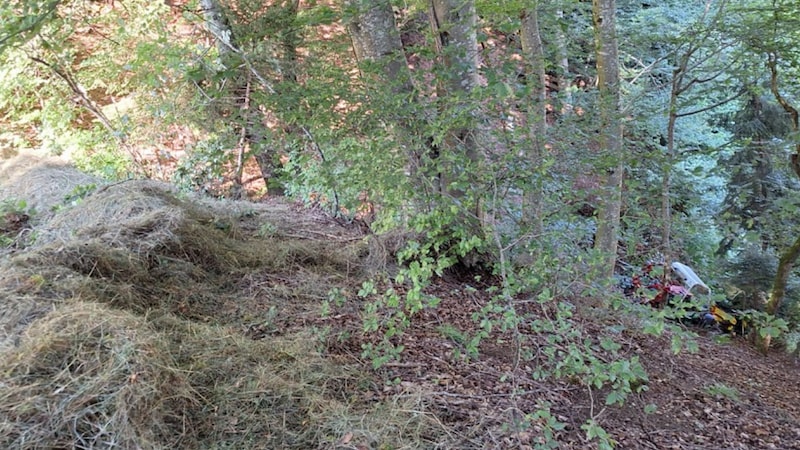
1;170;367;317
0;152;102;222
0;155;444;448
0;301;436;449
0;302;194;448
0;180;253;328
0;158;366;332
32;180;249;268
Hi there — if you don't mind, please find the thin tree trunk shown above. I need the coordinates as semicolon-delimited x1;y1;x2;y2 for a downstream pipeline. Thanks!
661;1;715;257
768;235;800;315
663;61;686;258
591;0;624;279
555;8;572;113
430;0;482;196
260;0;302;196
520;5;547;238
280;0;300;84
662;114;675;256
200;0;291;196
232;75;254;199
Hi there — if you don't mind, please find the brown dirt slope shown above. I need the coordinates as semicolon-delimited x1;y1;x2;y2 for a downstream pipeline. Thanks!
321;279;800;449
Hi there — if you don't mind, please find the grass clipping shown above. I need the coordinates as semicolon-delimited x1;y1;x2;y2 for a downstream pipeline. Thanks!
1;301;428;449
0;152;102;222
0;160;437;449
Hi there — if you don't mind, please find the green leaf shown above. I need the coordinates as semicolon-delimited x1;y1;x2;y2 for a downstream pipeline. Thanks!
296;5;338;26
600;336;622;353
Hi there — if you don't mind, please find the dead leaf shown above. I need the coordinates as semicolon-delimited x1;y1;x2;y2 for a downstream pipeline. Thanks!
339;432;353;445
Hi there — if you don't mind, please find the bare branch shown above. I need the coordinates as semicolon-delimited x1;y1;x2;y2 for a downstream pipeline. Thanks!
675;88;745;118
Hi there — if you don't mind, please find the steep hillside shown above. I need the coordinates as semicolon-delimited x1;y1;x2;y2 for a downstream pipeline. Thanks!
1;154;799;449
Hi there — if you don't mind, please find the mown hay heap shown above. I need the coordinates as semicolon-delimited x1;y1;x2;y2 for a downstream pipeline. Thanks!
0;152;102;220
0;154;438;449
1;155;366;323
1;300;431;449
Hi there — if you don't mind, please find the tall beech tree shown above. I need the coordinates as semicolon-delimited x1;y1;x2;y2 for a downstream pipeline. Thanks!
429;0;482;201
731;0;800;316
345;0;410;93
660;0;740;257
344;0;421;183
591;0;624;278
766;54;800;316
520;3;547;237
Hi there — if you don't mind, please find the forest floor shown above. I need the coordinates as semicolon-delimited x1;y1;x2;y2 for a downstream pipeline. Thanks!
346;285;800;450
1;153;800;449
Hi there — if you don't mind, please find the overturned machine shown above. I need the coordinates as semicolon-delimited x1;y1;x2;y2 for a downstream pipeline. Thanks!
671;262;710;295
620;261;740;333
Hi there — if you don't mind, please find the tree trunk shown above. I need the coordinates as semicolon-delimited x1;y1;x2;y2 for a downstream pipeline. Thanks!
280;0;300;84
662;112;675;256
591;0;624;279
430;0;479;91
430;0;481;198
200;0;291;196
661;1;728;258
261;0;303;196
519;5;547;237
768;235;800;315
345;0;411;94
766;51;800;315
663;57;687;258
199;0;246;195
345;0;434;204
555;8;572;113
199;0;234;58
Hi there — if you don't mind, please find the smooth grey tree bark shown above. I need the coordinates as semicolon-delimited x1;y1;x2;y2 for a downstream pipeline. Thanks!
591;0;624;279
520;5;547;238
429;0;482;205
199;0;235;58
555;8;572;113
345;0;411;94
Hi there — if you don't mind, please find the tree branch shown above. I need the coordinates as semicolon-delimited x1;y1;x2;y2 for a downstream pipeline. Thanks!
28;55;148;174
675;88;745;118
